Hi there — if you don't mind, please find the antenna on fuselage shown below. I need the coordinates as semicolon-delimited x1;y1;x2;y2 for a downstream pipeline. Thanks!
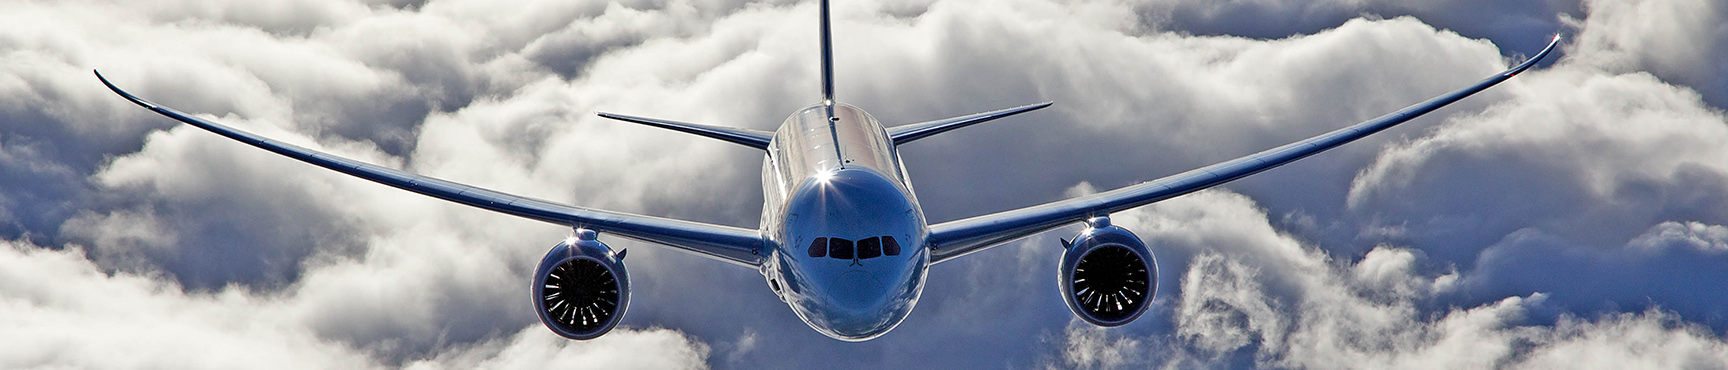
818;0;835;106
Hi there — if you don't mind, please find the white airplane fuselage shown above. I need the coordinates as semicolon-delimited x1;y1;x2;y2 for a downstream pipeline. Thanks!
759;102;930;341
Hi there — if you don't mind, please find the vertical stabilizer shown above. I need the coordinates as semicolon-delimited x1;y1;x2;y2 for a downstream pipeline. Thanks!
819;0;835;104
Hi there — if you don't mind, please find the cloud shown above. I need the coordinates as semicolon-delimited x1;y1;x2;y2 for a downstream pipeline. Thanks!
1565;0;1728;106
1343;66;1728;256
0;240;375;369
2;0;1727;368
1341;0;1728;328
0;239;710;369
406;325;711;370
1040;190;1728;369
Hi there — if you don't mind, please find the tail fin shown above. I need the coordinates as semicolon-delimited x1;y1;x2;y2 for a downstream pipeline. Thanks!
819;0;835;104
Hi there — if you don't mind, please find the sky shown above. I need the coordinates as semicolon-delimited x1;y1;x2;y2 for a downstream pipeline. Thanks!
3;0;1727;368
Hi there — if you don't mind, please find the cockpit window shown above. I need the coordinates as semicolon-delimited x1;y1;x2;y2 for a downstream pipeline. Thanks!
829;238;855;259
807;237;828;258
807;236;904;260
857;237;882;259
882;236;901;256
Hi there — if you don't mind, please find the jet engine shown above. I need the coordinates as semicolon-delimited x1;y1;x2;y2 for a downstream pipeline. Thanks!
1058;217;1155;326
533;229;629;340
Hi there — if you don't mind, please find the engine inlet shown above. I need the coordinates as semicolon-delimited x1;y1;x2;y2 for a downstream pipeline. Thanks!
541;258;621;334
1070;245;1149;322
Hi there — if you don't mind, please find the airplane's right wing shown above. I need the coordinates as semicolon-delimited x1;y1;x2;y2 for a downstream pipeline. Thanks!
926;35;1562;264
97;71;765;267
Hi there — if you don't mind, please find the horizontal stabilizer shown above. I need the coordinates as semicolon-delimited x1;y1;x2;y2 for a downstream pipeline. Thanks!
597;112;775;150
887;102;1053;145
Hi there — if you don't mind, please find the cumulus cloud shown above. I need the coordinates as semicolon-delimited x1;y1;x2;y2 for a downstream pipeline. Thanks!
405;325;710;370
1039;190;1728;370
0;240;709;369
1565;0;1728;106
3;0;1727;368
1342;0;1728;329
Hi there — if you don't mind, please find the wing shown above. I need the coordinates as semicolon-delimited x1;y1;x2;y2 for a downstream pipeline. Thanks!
927;35;1561;264
96;71;764;267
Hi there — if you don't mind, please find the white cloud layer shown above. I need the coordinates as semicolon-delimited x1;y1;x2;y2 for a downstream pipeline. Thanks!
1049;190;1728;369
2;0;1726;368
0;240;709;369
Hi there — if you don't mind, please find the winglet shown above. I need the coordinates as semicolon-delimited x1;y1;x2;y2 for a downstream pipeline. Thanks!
597;112;775;150
1506;33;1562;77
95;70;159;110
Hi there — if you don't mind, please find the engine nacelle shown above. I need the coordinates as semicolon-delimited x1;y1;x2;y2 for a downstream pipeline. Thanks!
533;229;630;340
1059;216;1156;326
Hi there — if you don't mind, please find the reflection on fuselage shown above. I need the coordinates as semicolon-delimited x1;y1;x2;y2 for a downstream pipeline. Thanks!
759;103;931;341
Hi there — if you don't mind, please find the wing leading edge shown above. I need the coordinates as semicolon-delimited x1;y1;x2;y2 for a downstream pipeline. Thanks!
927;35;1562;264
96;71;764;267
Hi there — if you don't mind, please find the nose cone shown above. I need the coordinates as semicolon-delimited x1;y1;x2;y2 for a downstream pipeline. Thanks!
813;271;899;338
779;167;930;341
784;245;924;341
791;266;926;341
831;271;889;310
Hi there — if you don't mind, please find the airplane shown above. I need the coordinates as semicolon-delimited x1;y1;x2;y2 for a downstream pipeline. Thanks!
94;0;1560;342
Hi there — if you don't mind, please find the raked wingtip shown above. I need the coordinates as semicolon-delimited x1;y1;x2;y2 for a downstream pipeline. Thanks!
1507;33;1562;76
93;70;157;109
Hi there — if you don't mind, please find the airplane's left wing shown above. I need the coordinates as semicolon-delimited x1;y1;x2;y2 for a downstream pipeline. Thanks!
927;35;1561;264
96;71;764;267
